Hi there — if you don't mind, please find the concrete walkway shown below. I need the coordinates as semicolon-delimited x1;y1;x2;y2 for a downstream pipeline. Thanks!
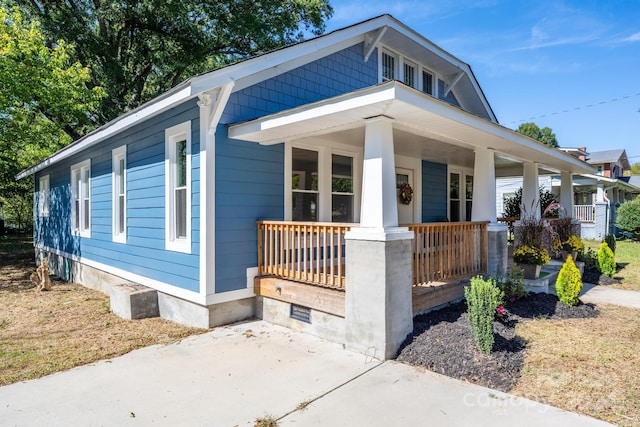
580;283;640;309
0;321;611;427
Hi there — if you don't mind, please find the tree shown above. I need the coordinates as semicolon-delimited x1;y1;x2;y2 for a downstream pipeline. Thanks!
516;122;559;148
616;197;640;240
15;0;334;124
630;162;640;176
0;7;104;229
502;186;558;218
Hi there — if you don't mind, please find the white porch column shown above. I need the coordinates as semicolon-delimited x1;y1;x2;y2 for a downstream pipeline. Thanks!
471;148;497;222
358;116;401;231
344;116;414;360
596;183;606;202
559;171;574;218
522;162;540;219
471;147;507;278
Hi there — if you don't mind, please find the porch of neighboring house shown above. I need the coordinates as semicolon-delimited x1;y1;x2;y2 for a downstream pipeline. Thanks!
254;220;488;319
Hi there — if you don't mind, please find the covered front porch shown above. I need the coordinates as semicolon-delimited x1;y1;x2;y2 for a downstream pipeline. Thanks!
230;81;595;359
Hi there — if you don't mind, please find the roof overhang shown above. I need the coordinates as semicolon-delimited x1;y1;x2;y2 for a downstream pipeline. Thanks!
556;174;640;192
229;81;596;175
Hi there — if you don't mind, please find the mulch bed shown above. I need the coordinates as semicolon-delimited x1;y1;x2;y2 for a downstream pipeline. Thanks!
581;264;621;285
396;293;598;392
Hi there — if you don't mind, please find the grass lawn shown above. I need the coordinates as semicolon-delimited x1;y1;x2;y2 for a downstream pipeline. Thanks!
584;238;640;291
513;305;640;426
0;235;205;386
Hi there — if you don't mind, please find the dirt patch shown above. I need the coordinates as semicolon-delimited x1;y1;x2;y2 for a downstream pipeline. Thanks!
0;236;206;386
582;265;622;286
396;293;599;393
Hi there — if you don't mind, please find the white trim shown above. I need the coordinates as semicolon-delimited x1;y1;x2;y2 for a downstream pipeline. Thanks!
36;243;207;305
364;26;387;62
165;121;192;253
444;72;464;97
111;145;127;243
70;159;91;238
38;175;50;217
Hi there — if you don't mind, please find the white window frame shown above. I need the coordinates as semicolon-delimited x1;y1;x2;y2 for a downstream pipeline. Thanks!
38;175;50;217
402;59;417;89
378;45;442;98
448;167;473;222
380;49;397;82
422;68;435;95
331;150;356;223
112;145;127;243
165;121;192;253
70;160;91;237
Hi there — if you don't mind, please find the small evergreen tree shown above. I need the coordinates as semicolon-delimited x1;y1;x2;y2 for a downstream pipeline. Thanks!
596;242;616;278
465;276;504;355
604;234;616;254
555;255;583;307
616;198;640;240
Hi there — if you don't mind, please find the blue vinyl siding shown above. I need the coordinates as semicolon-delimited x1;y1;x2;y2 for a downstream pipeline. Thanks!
438;78;460;108
34;99;201;292
214;42;377;293
422;160;448;222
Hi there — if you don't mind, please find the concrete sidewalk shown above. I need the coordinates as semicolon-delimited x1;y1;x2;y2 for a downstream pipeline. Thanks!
0;321;610;427
580;283;640;309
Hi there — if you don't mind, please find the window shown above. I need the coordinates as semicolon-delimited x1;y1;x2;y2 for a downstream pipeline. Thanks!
465;175;473;221
449;172;460;222
403;61;416;88
381;51;396;81
112;146;126;242
71;160;91;237
38;175;50;217
422;70;434;95
331;154;354;222
292;147;319;221
165;121;191;253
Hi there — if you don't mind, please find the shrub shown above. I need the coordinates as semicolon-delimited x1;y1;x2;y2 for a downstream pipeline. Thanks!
616;197;640;240
498;265;527;301
502;187;559;218
562;235;584;252
465;276;504;355
604;234;616;254
577;247;597;269
596;242;616;278
513;244;550;265
555;255;583;306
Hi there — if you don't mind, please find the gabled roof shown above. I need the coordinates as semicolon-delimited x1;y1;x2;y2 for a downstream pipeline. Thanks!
18;14;496;179
587;149;630;169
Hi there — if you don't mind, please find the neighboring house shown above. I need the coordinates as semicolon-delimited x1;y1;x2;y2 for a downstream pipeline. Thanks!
496;147;640;240
18;15;594;359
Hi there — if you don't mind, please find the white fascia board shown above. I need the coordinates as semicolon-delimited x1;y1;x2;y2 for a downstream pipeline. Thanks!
17;85;193;179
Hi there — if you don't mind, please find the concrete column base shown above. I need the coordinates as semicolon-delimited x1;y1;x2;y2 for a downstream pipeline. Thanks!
487;223;508;278
344;235;413;360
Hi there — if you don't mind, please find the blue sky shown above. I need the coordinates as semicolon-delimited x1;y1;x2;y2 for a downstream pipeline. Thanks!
325;0;640;165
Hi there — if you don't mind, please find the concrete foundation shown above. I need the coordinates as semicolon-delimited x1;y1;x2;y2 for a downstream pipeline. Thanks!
35;248;256;329
487;223;508;278
256;297;345;344
344;236;413;360
110;283;159;320
157;292;255;329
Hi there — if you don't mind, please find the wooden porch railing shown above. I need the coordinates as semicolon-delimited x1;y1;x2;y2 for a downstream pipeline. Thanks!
257;221;489;289
257;221;353;290
407;222;489;285
573;205;595;222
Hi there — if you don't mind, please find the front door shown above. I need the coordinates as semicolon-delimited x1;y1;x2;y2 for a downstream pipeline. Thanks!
396;168;414;225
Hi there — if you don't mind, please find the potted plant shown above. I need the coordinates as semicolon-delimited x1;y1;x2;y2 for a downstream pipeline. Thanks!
561;235;584;261
513;244;550;279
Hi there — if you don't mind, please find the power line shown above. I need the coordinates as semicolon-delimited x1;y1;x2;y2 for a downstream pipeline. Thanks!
508;92;640;124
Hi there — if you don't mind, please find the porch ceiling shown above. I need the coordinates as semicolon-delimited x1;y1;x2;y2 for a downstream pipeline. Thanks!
228;81;596;175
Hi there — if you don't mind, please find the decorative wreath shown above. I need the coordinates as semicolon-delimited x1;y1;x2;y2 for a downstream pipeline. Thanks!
399;183;413;205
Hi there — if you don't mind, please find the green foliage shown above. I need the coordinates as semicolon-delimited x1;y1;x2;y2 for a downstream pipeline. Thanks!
604;234;616;254
516;122;559;148
498;265;527;301
513;244;550;265
562;235;584;252
15;0;334;124
596;242;616;278
465;276;504;355
501;187;558;218
631;162;640;176
616;197;640;240
577;247;597;269
0;6;105;229
555;255;583;307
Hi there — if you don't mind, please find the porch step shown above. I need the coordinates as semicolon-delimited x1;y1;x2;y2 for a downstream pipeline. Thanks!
523;260;585;295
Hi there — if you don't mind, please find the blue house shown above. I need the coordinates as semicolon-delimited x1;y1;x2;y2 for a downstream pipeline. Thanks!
19;15;594;359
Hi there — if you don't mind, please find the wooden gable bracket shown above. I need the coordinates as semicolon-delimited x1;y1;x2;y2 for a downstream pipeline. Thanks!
197;79;235;134
364;26;388;62
444;72;464;97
